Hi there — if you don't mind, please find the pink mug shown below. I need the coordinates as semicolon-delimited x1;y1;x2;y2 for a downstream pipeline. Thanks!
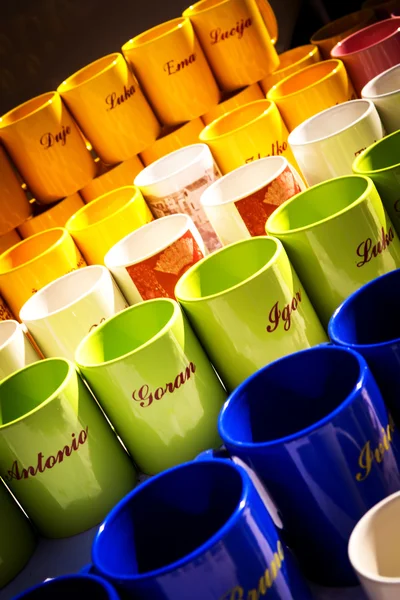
331;18;400;95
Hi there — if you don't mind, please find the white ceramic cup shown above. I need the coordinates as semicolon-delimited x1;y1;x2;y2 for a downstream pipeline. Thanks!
104;214;205;304
361;64;400;135
134;144;221;253
0;320;41;381
200;156;305;246
19;265;128;360
288;99;385;186
349;491;400;600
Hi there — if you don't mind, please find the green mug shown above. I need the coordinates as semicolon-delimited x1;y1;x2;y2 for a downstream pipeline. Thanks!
0;359;137;538
75;299;226;475
266;174;400;327
353;131;400;236
0;479;36;588
174;236;327;392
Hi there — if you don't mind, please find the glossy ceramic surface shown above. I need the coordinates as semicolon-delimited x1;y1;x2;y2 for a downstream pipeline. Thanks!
80;156;144;202
17;193;85;239
13;574;121;599
0;320;40;381
310;9;376;59
361;64;400;134
260;44;321;93
0;229;21;255
0;145;32;236
139;119;204;166
201;83;264;125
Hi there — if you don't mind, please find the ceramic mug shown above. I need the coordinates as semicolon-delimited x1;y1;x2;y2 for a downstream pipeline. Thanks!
182;0;279;91
0;358;137;538
13;574;121;599
353;131;400;236
288;99;384;186
361;64;400;134
310;9;376;59
201;83;264;125
331;18;400;96
122;18;219;126
0;227;86;317
0;229;21;255
175;236;327;391
0;479;36;589
79;156;143;203
75;298;226;475
17;193;85;239
139;118;204;166
199;99;299;174
267;59;356;132
349;491;400;600
0;320;40;380
260;44;321;94
0;144;32;236
105;215;205;303
0;92;96;204
218;345;400;586
135;144;221;252
20;265;127;361
58;53;160;165
65;186;153;265
266;175;400;327
362;0;400;18
90;459;312;600
200;156;305;245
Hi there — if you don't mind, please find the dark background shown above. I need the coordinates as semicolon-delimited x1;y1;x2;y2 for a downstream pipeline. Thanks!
0;0;363;115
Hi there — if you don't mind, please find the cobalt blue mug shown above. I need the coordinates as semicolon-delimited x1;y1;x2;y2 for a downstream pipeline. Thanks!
218;345;400;587
13;574;120;599
329;268;400;422
91;459;312;600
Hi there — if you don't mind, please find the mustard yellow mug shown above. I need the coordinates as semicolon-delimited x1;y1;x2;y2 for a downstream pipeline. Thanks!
0;145;32;235
260;45;321;94
139;119;204;166
18;193;85;239
0;230;22;255
80;155;143;202
201;83;264;125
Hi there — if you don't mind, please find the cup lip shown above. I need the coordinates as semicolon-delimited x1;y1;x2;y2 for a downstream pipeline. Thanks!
92;458;250;581
310;8;374;43
0;357;75;431
288;99;376;147
122;17;187;50
328;269;400;349
352;130;400;174
266;174;373;236
0;319;20;351
19;265;110;323
331;17;400;57
183;0;233;16
268;44;319;78
200;156;288;207
174;236;282;303
57;53;124;93
12;573;120;599
361;64;400;99
0;227;68;276
267;59;343;101
0;92;58;129
218;345;368;450
19;193;84;231
104;214;192;269
75;297;179;369
134;143;211;188
199;99;275;141
348;490;400;585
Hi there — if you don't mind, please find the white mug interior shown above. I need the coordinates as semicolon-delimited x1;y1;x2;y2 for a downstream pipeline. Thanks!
361;64;400;98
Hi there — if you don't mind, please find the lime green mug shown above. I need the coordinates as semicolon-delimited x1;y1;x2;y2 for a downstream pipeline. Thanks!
266;175;400;327
75;299;226;475
174;236;327;391
0;359;137;538
353;131;400;236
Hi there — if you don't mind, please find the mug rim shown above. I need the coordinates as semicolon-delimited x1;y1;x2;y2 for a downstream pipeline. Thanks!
268;44;319;78
267;59;344;101
310;8;375;43
0;228;68;276
0;92;58;129
361;64;400;99
331;17;400;57
199;99;275;141
12;573;120;599
218;345;368;450
183;0;234;16
92;458;250;581
81;155;142;194
57;53;124;93
0;319;20;352
18;194;84;236
352;130;400;174
122;17;187;50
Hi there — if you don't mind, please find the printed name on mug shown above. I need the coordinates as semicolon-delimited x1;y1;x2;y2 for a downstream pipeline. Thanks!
132;362;196;408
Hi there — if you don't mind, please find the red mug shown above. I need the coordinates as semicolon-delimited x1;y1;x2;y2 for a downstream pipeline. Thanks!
331;18;400;95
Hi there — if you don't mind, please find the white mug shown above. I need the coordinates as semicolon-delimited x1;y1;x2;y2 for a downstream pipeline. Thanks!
361;64;400;135
288;99;384;186
134;144;221;253
104;213;205;304
19;265;128;360
200;156;305;246
349;491;400;600
0;320;41;381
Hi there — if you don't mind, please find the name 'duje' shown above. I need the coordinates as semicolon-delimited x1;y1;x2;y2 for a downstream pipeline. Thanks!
5;427;89;481
132;362;196;408
106;84;136;110
40;125;71;149
356;226;395;267
210;18;252;44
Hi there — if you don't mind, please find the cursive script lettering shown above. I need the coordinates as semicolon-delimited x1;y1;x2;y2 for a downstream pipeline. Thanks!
132;362;196;408
356;417;396;481
267;290;302;333
40;125;71;149
356;227;395;267
164;54;196;75
89;317;106;332
210;18;252;44
245;142;288;164
105;85;136;110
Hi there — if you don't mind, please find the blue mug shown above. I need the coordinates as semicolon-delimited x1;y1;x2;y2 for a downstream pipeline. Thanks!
12;574;120;599
218;345;400;586
329;268;400;421
91;459;312;599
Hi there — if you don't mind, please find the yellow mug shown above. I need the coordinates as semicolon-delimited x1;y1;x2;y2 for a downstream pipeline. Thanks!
310;9;376;59
0;229;21;255
199;99;299;174
267;59;357;132
182;0;279;91
0;145;32;235
260;44;321;94
65;185;153;265
122;18;220;126
0;228;86;317
139;118;204;166
202;83;264;125
80;155;143;202
0;92;96;204
58;53;161;165
17;193;85;238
